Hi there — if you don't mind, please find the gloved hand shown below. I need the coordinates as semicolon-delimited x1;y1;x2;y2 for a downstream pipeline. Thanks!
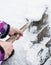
0;41;13;60
8;26;23;40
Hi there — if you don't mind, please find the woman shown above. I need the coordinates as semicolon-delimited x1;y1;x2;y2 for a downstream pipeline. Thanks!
0;20;23;64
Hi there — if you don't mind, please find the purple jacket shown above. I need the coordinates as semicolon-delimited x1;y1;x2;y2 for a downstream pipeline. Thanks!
0;20;10;64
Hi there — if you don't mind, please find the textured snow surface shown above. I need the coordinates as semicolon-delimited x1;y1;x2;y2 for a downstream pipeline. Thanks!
0;0;51;65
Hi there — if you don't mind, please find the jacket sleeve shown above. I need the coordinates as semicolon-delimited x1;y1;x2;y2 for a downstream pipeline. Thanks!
0;20;10;38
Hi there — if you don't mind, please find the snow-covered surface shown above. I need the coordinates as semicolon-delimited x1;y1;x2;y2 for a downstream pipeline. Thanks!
0;0;51;65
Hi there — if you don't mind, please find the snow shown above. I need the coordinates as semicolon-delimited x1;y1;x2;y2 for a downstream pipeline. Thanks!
0;0;51;65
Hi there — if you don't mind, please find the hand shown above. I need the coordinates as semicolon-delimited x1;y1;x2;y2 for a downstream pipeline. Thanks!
9;26;23;40
0;41;13;60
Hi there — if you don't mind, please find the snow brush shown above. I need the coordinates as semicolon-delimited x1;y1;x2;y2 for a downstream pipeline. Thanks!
6;18;31;43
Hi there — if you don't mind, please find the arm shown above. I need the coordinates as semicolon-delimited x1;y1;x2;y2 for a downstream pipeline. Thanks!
0;20;23;39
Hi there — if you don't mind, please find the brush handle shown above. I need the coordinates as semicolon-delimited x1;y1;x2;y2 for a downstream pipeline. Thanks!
6;22;30;43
